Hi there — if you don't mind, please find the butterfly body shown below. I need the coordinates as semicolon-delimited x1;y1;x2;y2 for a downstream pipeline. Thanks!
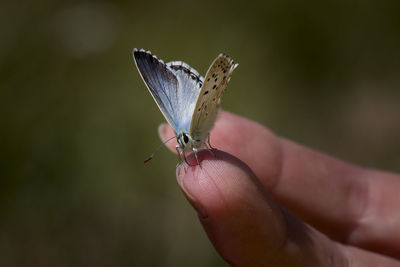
133;48;238;163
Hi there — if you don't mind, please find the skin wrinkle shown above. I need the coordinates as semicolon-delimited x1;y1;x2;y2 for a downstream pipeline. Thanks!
344;247;356;267
346;169;400;258
345;168;371;245
281;209;349;267
281;208;331;266
343;246;400;267
266;205;291;266
326;241;350;267
335;244;351;267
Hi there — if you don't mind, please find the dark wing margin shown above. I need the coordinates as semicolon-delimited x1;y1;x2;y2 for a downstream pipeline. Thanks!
133;48;179;131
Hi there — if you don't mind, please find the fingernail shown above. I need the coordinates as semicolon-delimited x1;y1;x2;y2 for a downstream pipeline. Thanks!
176;168;208;219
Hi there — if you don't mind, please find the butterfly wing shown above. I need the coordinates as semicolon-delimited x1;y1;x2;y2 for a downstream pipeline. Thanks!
166;61;204;132
133;49;203;133
190;54;238;141
133;48;180;131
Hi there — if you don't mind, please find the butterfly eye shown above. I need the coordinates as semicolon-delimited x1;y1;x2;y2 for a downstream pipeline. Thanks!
183;134;189;143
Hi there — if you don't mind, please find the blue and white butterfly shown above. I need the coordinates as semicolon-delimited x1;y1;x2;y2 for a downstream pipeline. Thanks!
133;48;238;165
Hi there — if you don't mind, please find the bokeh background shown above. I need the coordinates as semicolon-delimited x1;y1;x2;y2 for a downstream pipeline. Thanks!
1;0;400;266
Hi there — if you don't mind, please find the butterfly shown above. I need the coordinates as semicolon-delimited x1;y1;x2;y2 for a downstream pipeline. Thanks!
133;48;238;166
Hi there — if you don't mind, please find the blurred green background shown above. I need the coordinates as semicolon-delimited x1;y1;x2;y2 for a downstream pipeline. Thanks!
1;0;400;266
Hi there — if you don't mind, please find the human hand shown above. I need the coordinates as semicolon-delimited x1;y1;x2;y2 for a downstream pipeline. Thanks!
159;111;400;266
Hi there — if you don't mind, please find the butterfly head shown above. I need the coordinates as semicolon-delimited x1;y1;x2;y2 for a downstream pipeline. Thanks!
177;132;198;152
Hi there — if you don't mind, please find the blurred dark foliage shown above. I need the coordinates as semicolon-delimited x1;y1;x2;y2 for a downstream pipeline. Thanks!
1;0;399;266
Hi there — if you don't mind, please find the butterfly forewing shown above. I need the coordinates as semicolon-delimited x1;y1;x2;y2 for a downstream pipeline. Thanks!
133;49;180;131
190;54;238;141
133;49;203;133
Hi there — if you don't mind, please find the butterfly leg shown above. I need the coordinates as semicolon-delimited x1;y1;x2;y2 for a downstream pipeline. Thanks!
205;134;216;157
175;145;183;163
207;133;215;149
176;145;187;172
205;143;216;157
192;148;202;168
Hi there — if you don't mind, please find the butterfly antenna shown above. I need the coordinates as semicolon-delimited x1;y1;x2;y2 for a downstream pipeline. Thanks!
144;135;176;164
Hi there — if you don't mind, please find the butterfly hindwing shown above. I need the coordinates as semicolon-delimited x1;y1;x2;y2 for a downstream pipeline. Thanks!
190;54;238;141
166;61;204;132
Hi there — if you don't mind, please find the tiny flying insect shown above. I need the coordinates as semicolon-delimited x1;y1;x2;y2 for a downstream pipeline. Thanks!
133;48;238;166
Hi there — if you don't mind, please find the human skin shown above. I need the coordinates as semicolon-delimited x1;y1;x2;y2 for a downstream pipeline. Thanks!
158;111;400;266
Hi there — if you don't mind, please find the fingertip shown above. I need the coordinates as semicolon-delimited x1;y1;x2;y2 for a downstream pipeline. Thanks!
157;123;171;140
158;123;177;151
175;150;287;264
176;150;269;217
175;150;232;219
176;150;271;215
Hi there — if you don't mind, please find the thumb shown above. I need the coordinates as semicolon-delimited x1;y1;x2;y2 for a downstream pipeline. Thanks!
176;150;346;266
